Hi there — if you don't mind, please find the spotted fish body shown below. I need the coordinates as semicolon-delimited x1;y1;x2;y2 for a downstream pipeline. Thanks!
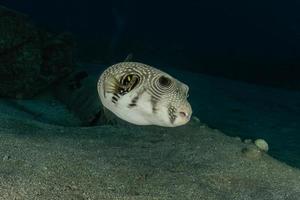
97;62;192;127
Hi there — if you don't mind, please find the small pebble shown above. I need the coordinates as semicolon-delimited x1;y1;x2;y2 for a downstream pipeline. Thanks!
254;139;269;152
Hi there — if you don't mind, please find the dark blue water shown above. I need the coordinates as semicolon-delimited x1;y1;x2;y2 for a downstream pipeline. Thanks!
2;0;300;89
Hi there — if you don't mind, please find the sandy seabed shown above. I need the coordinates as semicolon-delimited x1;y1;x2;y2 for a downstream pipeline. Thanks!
0;64;299;199
0;109;299;200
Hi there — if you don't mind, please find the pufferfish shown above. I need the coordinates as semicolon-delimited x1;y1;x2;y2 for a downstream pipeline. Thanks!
97;62;192;127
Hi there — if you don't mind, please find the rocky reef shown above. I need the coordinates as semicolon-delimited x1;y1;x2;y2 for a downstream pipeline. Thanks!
0;5;74;98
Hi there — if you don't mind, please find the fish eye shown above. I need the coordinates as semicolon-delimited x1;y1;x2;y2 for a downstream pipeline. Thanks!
120;74;140;93
158;76;171;87
122;74;133;85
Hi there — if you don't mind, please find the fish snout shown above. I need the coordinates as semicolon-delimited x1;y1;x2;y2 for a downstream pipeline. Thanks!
177;103;192;121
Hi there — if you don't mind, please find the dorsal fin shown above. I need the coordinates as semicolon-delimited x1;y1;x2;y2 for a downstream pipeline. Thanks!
124;53;133;62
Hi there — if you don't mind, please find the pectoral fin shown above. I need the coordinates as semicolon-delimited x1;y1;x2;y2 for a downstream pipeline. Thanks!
103;74;122;97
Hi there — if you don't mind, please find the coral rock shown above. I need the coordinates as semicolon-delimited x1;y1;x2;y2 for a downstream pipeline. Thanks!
0;6;75;98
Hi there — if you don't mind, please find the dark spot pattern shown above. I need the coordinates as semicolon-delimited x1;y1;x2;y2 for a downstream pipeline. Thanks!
112;96;118;104
151;96;159;113
128;103;137;107
114;93;120;98
158;76;171;87
132;95;139;103
128;94;139;108
168;105;177;124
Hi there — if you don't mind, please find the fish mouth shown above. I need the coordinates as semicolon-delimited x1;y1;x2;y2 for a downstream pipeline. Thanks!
179;111;189;118
178;103;192;120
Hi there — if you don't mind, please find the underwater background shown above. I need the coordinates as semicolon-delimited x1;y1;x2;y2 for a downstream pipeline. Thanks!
2;0;300;89
0;0;300;199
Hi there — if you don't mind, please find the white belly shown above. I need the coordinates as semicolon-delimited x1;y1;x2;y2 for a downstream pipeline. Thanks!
99;89;170;126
